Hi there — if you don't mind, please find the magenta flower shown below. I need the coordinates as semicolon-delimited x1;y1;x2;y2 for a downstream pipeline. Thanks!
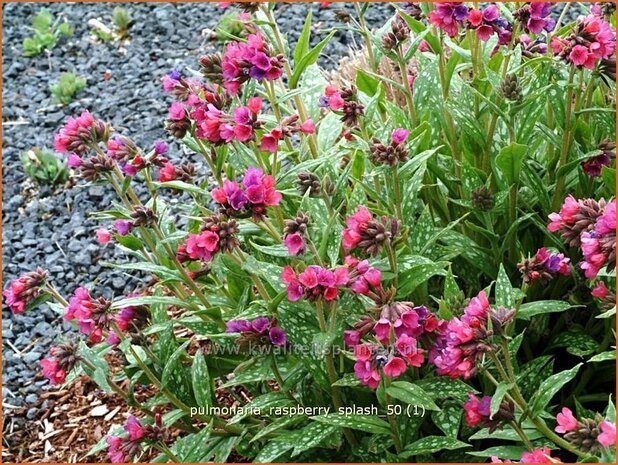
40;358;66;385
54;111;107;156
464;393;492;427
342;206;372;250
67;154;82;168
383;357;407;377
354;344;381;389
284;232;305;256
226;317;287;346
281;265;348;302
185;231;219;262
300;119;316;134
64;287;112;343
547;195;581;233
520;447;555;463
428;2;469;37
211;167;281;219
430;291;494;379
158;162;177;182
319;86;345;111
114;219;133;236
591;280;610;298
391;128;410;145
598;420;616;447
3;268;48;315
395;334;425;367
106;416;146;463
514;2;555;34
551;15;615;69
555;407;578;433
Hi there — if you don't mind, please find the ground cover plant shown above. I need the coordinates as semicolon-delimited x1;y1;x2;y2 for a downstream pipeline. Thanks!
3;1;616;463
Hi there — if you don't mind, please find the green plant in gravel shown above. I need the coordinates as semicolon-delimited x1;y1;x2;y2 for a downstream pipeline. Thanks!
50;72;86;105
20;148;69;185
112;7;132;38
216;11;248;42
22;8;73;57
4;2;616;464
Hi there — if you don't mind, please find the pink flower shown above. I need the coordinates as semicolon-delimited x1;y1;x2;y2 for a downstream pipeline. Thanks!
260;133;280;153
185;231;219;262
592;281;610;298
391;128;410;145
284;232;305;256
596;200;616;236
598;420;616;447
570;45;595;68
168;101;186;121
353;344;381;389
64;287;110;342
247;96;263;114
67;154;82;168
383;357;407;377
54;111;102;156
395;334;424;367
3;269;48;315
429;2;469;37
212;168;281;218
96;228;111;244
520;447;555;463
40;358;66;385
464;393;491;426
125;416;145;441
281;265;347;302
555;407;578;433
300;119;316;134
158;162;177;182
547;195;580;232
342;206;372;250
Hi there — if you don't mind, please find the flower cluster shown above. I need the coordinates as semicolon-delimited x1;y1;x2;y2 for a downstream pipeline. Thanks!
211;167;281;219
64;287;113;343
548;197;616;279
178;214;239;263
3;268;48;314
513;2;555;34
40;342;79;385
430;291;509;379
353;334;425;388
190;96;263;144
54;111;108;156
281;265;348;302
283;212;309;256
517;247;571;283
345;256;383;297
491;446;560;464
554;407;616;453
551;14;616;69
369;128;410;166
342;206;399;256
107;415;166;463
318;85;364;127
429;2;469;37
464;393;514;432
259;115;315;154
467;5;511;44
226;316;287;347
221;33;284;94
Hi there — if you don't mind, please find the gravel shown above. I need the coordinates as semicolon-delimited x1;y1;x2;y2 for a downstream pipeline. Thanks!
1;0;583;434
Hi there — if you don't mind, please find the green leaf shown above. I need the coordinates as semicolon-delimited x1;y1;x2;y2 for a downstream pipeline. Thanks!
495;264;514;308
289;31;335;89
386;381;440;411
416;377;474;402
495;143;527;185
192;350;213;408
530;363;582;415
400;436;470;457
310;414;391;434
332;373;361;387
254;441;293;463
104;261;183;282
468;445;529;459
154;181;205;194
432;401;462;437
517;300;572;320
356;68;380;97
601;166;616;195
549;330;599;357
490;382;513;419
112;295;196;311
161;341;190;388
589;351;616;363
293;10;312;66
286;422;340;456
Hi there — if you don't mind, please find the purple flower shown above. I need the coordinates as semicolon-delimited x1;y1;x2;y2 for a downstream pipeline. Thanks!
269;327;287;346
251;316;271;333
154;140;168;155
226;319;252;333
114;219;133;236
391;128;410;145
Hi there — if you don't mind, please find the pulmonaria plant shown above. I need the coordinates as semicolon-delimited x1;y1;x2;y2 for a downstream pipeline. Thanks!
4;2;616;464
